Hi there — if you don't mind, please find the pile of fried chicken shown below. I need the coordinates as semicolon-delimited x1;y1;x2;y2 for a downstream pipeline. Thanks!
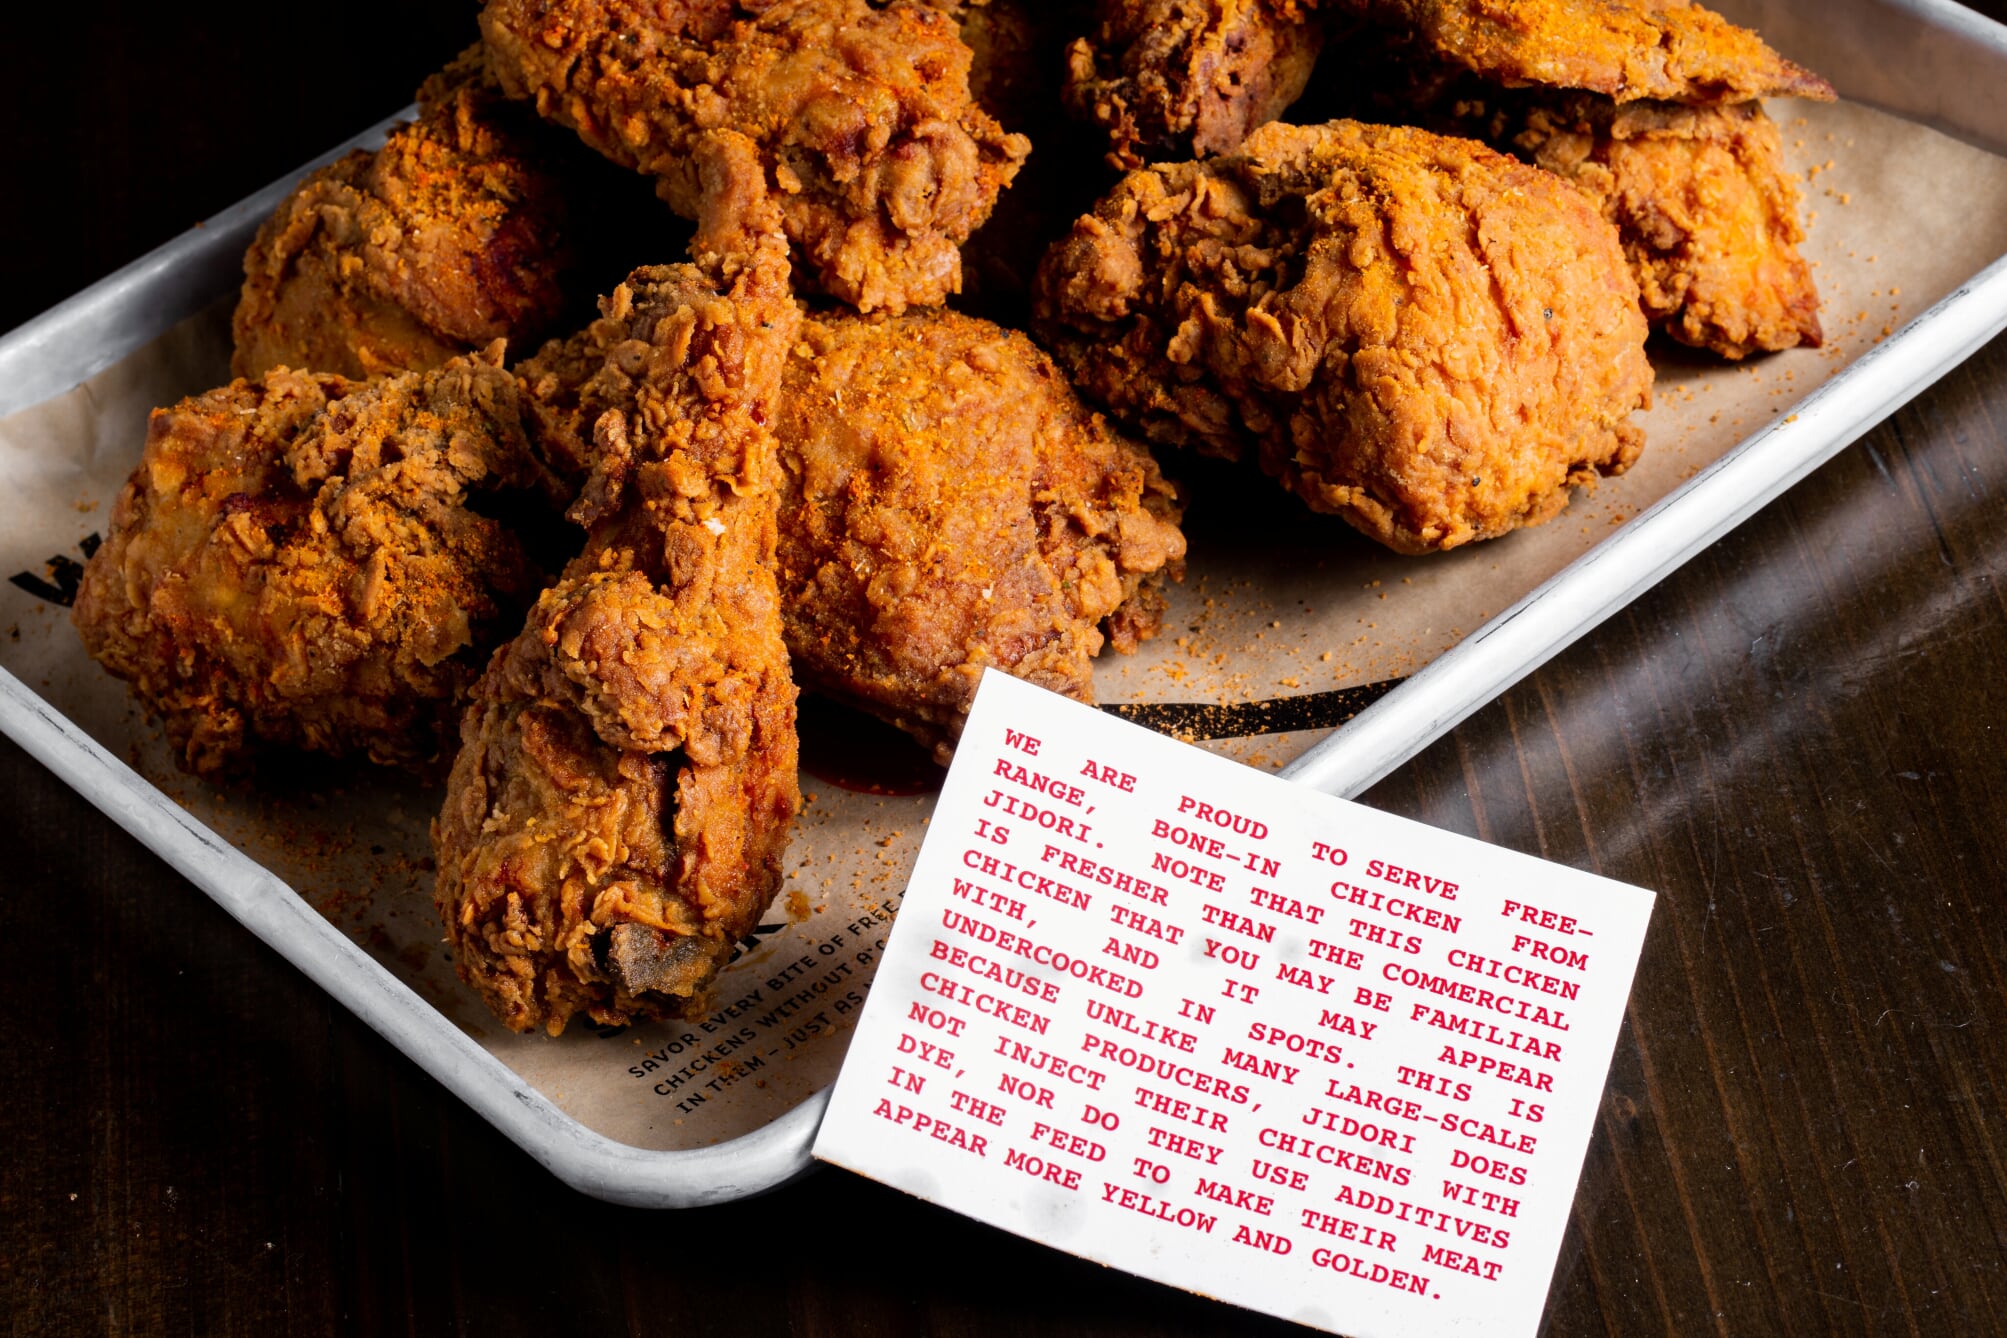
75;0;1831;1035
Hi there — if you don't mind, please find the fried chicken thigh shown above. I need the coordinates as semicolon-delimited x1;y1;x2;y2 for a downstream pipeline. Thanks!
1035;119;1652;554
435;148;801;1035
232;56;579;381
479;0;1029;313
1064;0;1325;169
74;350;558;778
776;307;1186;760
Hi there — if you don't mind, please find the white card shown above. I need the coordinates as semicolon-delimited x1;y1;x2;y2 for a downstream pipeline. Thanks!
813;671;1653;1337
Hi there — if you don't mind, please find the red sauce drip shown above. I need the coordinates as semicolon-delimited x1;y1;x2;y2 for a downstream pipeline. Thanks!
797;697;946;796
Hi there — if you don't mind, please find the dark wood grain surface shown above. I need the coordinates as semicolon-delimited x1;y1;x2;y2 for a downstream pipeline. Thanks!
4;5;2005;1334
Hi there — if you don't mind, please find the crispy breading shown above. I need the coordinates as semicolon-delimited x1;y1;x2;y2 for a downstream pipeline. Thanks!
521;295;1187;761
1327;0;1832;104
1064;0;1324;169
1315;2;1831;356
73;350;557;778
776;307;1186;760
1034;119;1653;554
232;58;577;381
479;0;1029;313
1490;95;1822;357
435;147;801;1035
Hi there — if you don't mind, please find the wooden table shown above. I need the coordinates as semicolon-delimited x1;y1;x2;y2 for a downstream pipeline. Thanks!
5;5;2004;1333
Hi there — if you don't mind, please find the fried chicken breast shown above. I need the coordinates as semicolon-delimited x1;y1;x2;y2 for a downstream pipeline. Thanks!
232;54;579;381
1035;119;1653;554
73;349;558;778
434;142;801;1035
776;307;1186;760
479;0;1029;314
1063;0;1325;169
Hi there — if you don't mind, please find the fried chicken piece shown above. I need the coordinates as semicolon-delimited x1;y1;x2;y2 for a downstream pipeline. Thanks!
1313;3;1831;355
930;0;1107;324
1034;119;1652;554
435;144;802;1035
479;0;1029;314
1326;0;1831;105
1063;0;1324;170
777;307;1186;760
232;53;579;381
521;294;1186;761
1484;94;1821;357
73;349;558;779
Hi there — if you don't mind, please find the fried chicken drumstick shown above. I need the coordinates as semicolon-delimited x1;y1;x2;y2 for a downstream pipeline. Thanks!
434;141;802;1035
1035;119;1653;554
776;307;1186;761
233;53;581;381
521;298;1187;762
479;0;1029;314
74;349;559;778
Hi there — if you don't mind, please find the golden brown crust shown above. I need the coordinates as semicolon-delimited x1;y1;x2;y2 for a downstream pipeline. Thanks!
73;351;557;778
522;295;1188;762
776;307;1186;760
1328;0;1833;105
232;66;577;381
479;0;1030;313
1493;95;1822;358
1034;119;1653;554
435;163;802;1036
1064;0;1324;169
1315;5;1828;357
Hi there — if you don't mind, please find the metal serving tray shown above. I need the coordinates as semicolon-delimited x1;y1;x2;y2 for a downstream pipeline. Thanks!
1;0;2004;1208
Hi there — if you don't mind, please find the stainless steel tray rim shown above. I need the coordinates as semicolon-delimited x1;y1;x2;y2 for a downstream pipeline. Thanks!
0;669;824;1209
4;0;2005;1209
1282;248;2007;799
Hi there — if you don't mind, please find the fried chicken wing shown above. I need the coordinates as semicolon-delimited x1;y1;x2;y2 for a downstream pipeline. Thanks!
232;54;579;381
776;307;1186;760
479;0;1029;314
435;146;801;1035
1064;0;1324;170
74;349;558;778
1034;119;1652;554
1328;0;1831;105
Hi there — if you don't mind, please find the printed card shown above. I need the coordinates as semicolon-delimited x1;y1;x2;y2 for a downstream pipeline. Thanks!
814;671;1654;1337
